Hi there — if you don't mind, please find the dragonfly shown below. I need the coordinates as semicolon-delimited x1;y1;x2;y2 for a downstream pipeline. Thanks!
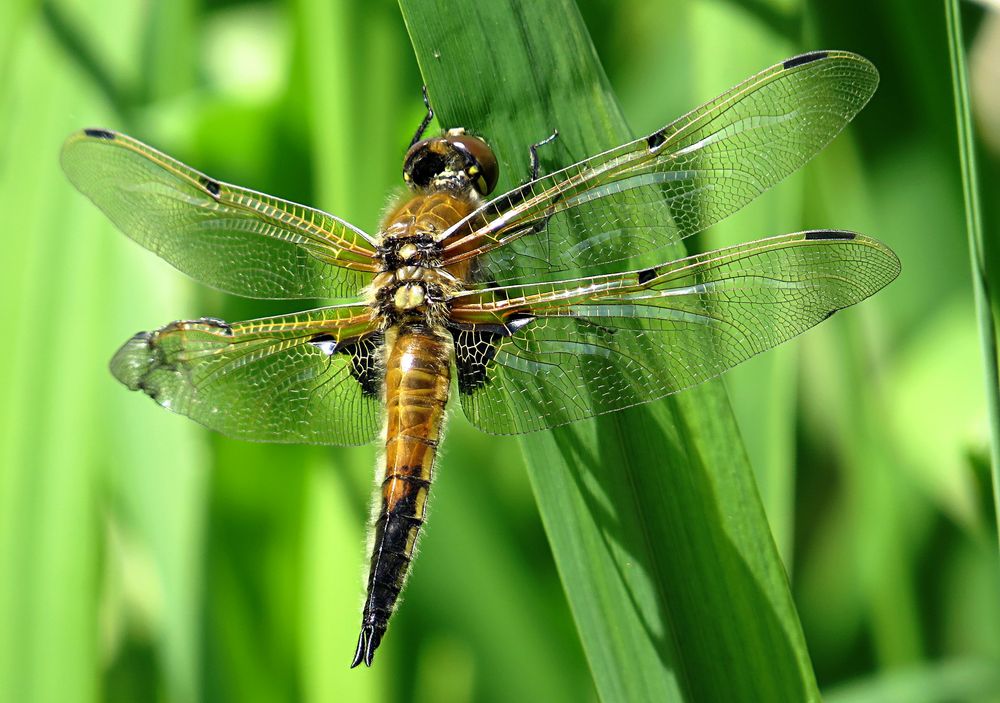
62;50;899;668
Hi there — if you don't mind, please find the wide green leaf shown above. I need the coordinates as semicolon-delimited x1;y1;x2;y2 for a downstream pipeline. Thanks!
399;0;822;699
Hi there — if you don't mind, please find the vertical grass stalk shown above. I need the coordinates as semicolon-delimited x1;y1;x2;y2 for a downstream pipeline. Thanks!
944;0;1000;551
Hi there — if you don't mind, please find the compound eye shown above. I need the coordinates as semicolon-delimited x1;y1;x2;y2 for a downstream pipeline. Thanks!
403;138;449;188
447;134;499;194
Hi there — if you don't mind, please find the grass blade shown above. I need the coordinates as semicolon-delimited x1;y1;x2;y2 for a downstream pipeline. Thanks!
825;659;1000;703
398;0;821;699
944;0;1000;551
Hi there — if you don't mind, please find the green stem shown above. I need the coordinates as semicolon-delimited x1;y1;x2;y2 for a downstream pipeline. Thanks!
944;0;1000;551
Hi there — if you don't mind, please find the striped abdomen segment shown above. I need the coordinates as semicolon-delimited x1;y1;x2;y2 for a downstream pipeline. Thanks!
352;324;450;668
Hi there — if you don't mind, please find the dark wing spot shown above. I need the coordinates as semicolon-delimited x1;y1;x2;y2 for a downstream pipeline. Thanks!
637;268;657;285
451;316;534;395
83;128;115;140
337;333;384;398
783;51;828;70
200;176;221;197
646;130;667;150
451;326;503;395
823;309;838;321
805;230;856;241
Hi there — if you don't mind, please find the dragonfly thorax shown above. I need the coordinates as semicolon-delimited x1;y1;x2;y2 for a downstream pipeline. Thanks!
370;237;458;326
376;233;442;271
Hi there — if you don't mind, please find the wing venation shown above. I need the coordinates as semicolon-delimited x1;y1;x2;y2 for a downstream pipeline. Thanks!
111;304;382;445
62;129;378;299
450;231;899;434
442;51;879;285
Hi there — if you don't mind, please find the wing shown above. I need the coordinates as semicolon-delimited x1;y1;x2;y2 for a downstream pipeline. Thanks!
441;51;878;284
448;231;899;434
111;303;383;445
61;129;378;299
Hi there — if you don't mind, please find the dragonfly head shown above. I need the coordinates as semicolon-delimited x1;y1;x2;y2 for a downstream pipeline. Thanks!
403;128;499;195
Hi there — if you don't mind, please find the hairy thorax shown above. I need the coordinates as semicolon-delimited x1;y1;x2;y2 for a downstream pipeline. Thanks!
370;191;482;328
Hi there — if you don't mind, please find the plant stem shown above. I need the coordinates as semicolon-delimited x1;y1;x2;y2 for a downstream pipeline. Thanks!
944;0;1000;552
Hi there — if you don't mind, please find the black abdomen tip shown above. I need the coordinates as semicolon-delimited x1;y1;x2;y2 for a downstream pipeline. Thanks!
83;128;116;140
351;623;386;668
783;51;828;69
805;230;856;241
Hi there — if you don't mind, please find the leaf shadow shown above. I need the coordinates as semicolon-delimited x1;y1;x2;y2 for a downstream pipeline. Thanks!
549;402;810;701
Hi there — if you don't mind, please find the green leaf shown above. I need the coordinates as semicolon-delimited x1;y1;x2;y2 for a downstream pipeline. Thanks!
824;659;1000;703
944;0;1000;553
684;1;804;570
398;1;821;699
1;6;208;703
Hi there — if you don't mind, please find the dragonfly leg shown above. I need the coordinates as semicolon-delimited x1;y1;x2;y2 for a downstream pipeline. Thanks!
482;129;561;218
527;128;559;181
409;86;435;147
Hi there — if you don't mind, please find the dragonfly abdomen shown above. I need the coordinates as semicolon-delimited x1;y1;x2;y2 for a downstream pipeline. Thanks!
353;324;451;668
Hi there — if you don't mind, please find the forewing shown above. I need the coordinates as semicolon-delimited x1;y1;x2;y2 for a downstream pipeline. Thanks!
449;231;899;434
111;304;383;445
62;129;378;299
442;51;878;284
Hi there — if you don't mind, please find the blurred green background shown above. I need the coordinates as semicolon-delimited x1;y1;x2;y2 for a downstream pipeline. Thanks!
2;0;1000;701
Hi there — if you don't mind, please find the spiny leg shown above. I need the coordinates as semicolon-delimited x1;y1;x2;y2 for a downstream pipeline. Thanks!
409;86;434;147
527;128;559;181
484;128;561;217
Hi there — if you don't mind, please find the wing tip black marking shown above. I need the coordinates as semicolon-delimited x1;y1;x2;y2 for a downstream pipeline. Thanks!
83;128;116;140
646;130;667;150
637;268;657;284
783;51;829;70
199;176;222;197
805;230;856;241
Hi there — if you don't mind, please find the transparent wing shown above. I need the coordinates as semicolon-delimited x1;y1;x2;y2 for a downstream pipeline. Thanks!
111;303;383;445
448;231;899;434
62;129;378;299
441;51;878;284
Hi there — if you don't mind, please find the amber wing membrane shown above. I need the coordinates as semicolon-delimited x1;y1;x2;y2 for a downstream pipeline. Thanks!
111;304;382;445
61;129;378;299
441;51;878;284
449;231;899;434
